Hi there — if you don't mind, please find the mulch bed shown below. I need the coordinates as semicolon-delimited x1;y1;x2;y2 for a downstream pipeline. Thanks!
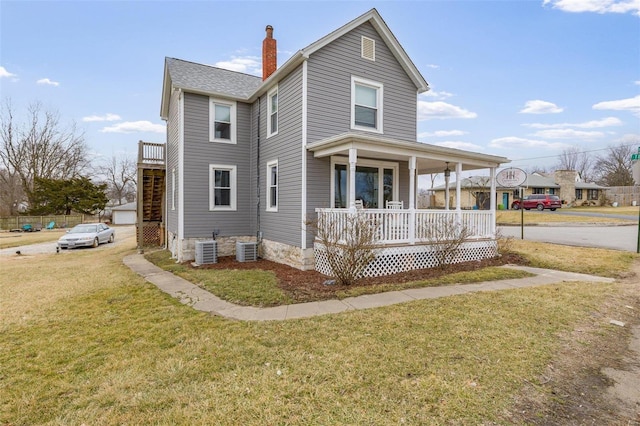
192;252;529;302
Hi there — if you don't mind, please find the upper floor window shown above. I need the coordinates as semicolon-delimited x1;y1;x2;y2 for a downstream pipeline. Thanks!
209;98;236;144
267;86;278;137
266;160;278;212
351;76;383;133
209;164;237;211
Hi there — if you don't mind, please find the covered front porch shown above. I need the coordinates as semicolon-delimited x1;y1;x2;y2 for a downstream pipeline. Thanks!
307;133;510;277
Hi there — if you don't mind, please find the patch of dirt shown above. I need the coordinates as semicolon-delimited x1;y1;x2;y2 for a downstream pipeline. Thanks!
192;252;528;303
506;258;640;425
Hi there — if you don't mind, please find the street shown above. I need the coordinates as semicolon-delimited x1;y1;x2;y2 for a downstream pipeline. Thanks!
499;224;639;252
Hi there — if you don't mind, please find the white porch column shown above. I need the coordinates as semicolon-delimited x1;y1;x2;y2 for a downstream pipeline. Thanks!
349;148;357;211
444;164;450;210
490;166;497;236
455;162;462;223
409;156;416;244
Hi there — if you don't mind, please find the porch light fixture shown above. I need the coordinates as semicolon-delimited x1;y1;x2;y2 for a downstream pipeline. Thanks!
444;162;450;178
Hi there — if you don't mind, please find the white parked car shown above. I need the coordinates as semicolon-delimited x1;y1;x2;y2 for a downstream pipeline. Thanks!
57;223;115;249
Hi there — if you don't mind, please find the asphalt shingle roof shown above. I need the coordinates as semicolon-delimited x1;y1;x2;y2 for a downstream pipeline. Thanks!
166;57;262;99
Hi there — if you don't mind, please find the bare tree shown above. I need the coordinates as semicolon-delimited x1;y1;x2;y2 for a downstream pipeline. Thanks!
0;99;89;207
311;211;380;285
593;143;635;187
422;216;473;269
0;168;24;215
556;146;595;182
98;155;137;205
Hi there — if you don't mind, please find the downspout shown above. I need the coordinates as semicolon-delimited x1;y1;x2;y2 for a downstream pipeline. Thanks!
256;96;262;248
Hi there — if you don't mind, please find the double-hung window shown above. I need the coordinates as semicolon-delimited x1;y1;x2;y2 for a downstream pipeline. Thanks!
267;86;278;137
266;160;278;211
587;189;598;200
351;76;383;133
209;98;236;144
209;165;237;210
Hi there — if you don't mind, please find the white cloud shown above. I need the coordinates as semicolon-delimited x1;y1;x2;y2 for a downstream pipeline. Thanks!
423;89;454;100
101;121;165;134
426;64;440;69
634;80;640;85
417;100;477;120
434;141;484;151
0;66;17;79
523;116;623;129
489;136;569;150
543;0;640;16
83;113;122;122
419;130;467;138
532;129;605;139
37;78;60;86
214;56;262;76
519;100;563;114
592;94;640;116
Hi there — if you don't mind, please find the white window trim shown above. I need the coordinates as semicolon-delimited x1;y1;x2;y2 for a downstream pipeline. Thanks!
351;76;383;134
209;98;237;144
267;85;278;138
266;159;278;212
171;168;176;211
330;156;398;208
209;164;237;211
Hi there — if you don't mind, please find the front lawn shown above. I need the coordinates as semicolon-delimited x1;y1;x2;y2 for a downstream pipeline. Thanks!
0;232;624;424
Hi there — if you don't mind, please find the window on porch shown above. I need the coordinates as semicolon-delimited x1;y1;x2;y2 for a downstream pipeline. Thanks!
333;162;396;208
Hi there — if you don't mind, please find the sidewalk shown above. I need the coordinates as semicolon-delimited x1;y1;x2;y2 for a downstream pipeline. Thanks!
123;254;614;322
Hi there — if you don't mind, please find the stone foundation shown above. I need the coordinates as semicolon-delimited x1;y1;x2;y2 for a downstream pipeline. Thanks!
260;239;315;270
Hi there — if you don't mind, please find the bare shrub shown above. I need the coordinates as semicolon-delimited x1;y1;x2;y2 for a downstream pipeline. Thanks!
422;216;473;269
311;211;380;285
495;227;514;256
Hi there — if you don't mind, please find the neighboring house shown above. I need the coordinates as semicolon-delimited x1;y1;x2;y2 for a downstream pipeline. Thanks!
111;202;137;225
433;170;608;209
155;9;511;276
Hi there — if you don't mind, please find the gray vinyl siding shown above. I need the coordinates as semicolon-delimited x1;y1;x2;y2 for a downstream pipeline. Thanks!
258;66;303;247
305;154;331;247
306;21;418;144
165;89;181;234
181;92;253;238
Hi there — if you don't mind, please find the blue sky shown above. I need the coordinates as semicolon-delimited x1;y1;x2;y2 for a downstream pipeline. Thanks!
1;0;639;180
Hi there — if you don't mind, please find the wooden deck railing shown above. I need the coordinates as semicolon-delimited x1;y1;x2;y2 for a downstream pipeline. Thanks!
137;141;165;167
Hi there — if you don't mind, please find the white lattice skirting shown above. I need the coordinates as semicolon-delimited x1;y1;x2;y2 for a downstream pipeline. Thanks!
314;240;498;278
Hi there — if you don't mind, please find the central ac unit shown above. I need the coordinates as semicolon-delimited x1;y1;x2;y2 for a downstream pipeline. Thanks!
236;241;257;262
195;240;217;265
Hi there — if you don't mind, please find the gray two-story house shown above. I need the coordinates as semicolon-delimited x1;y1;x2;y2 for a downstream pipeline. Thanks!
158;8;510;276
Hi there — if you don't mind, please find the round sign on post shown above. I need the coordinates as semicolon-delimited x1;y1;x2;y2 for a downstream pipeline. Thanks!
496;167;527;188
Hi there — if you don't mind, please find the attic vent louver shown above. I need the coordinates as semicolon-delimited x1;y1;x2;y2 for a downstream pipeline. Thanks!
361;36;375;61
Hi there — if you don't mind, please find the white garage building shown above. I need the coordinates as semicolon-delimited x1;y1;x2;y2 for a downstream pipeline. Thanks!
111;202;137;225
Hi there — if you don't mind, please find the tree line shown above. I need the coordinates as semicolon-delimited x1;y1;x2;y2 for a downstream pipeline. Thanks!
0;100;137;217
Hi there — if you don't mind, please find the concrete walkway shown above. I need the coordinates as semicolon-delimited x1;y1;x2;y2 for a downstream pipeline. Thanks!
123;254;615;322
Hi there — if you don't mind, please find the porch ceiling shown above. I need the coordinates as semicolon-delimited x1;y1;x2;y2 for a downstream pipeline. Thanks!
307;133;511;174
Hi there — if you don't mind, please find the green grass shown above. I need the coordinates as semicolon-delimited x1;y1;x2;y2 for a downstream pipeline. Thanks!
0;229;66;249
506;239;637;278
0;254;616;424
0;222;634;424
496;210;631;225
336;266;534;298
145;250;293;306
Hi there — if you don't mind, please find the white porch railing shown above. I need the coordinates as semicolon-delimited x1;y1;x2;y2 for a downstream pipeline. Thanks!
315;208;494;245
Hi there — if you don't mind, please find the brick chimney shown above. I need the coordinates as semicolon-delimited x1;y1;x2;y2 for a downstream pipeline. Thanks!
262;25;277;81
